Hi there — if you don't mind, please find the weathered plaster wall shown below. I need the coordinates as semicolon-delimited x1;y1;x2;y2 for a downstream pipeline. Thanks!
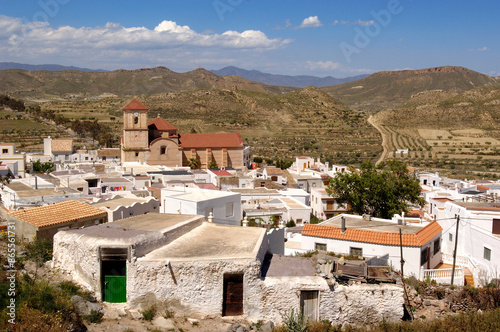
320;283;404;326
127;258;263;317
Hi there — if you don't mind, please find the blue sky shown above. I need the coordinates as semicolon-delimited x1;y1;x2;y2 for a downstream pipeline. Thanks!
0;0;498;77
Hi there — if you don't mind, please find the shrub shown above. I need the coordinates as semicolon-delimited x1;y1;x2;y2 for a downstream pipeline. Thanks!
141;306;156;321
83;309;103;323
280;308;308;332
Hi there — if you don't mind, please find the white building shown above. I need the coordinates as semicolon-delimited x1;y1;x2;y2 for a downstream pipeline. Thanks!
438;200;500;287
160;187;242;225
0;143;26;177
301;214;443;279
310;187;349;220
91;195;159;222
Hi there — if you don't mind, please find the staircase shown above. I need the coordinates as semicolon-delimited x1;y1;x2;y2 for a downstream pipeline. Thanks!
464;268;475;287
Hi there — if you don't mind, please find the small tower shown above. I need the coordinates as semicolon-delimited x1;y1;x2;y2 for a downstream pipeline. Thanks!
121;99;150;163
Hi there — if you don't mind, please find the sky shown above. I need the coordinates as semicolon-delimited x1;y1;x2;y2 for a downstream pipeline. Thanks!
0;0;498;78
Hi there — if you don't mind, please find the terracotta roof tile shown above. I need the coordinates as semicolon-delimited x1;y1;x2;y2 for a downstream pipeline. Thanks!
211;170;233;176
148;117;177;131
123;99;149;110
179;133;243;148
265;168;283;175
51;139;73;153
302;221;442;247
476;185;489;191
10;200;107;228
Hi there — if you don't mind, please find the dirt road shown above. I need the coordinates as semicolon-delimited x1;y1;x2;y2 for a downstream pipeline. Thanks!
367;115;391;165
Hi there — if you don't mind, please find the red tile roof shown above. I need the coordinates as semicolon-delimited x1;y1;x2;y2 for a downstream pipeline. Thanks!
195;183;220;190
476;185;489;191
10;200;107;228
211;170;233;176
123;99;149;110
148;117;177;131
265;168;283;175
179;133;243;148
302;221;442;247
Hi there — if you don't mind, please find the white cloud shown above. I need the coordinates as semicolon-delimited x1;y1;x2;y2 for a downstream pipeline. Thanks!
306;61;341;71
306;61;372;75
331;19;375;27
0;15;292;67
299;16;323;28
477;46;489;52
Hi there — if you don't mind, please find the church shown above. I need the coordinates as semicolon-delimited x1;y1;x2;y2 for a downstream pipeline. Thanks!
120;99;250;168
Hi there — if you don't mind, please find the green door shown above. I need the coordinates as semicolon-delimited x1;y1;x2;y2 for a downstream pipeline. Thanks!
104;275;127;303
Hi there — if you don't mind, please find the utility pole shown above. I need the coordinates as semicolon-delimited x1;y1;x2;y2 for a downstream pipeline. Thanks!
399;228;413;320
451;215;460;286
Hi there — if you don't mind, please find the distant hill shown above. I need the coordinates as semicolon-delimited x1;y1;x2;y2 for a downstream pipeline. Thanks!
322;66;499;112
0;62;106;72
210;66;368;88
0;66;295;98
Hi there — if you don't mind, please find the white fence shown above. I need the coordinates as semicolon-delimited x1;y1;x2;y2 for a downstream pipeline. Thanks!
421;267;464;286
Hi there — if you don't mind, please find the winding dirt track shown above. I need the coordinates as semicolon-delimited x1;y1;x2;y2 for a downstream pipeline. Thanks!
368;115;391;165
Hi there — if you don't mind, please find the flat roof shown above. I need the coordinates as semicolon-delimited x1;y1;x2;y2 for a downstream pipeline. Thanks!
262;255;316;277
101;178;133;183
91;197;151;210
279;197;307;209
143;223;265;261
163;188;238;202
229;188;280;194
63;213;200;239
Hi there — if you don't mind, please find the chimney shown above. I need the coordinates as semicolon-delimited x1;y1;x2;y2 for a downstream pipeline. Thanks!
402;211;406;225
341;216;346;234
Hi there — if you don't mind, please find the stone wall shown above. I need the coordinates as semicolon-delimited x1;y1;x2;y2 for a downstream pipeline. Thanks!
320;283;404;326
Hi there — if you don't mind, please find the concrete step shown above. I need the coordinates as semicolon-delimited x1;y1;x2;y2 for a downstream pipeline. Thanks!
465;274;475;287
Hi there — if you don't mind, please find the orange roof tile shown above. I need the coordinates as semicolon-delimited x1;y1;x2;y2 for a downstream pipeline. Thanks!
211;170;233;176
179;133;243;148
148;117;177;131
51;139;73;153
123;99;149;110
302;221;442;247
10;200;107;228
265;168;283;175
476;185;489;191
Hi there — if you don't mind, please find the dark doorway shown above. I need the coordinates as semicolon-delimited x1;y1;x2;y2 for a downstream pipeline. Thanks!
300;290;319;321
222;273;243;316
100;247;128;303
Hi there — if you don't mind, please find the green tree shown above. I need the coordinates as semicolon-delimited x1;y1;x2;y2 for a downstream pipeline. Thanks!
187;158;200;169
207;161;218;169
32;160;54;173
326;159;424;219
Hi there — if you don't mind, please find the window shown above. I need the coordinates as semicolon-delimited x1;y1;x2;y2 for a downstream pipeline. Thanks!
421;248;429;266
434;238;441;255
312;182;316;187
484;247;491;261
135;152;139;157
134;116;139;124
350;247;363;258
492;219;500;235
315;243;327;251
2;148;8;154
449;233;453;242
160;146;166;155
102;156;106;161
226;203;234;218
85;157;89;160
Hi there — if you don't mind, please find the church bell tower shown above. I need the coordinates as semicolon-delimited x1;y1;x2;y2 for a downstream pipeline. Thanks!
121;99;149;163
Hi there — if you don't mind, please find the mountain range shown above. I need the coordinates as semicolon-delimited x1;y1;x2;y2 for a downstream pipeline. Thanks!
210;66;368;87
0;62;106;72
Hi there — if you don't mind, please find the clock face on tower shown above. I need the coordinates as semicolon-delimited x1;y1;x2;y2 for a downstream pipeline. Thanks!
133;112;139;117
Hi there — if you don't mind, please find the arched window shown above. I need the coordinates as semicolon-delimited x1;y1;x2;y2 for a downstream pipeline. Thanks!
160;146;166;155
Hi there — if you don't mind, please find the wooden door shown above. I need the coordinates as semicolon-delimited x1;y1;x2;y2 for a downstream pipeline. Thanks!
223;274;243;316
300;291;318;321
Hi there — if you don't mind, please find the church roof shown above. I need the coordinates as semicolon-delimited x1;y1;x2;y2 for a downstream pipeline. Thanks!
148;117;177;131
123;99;149;110
179;133;243;148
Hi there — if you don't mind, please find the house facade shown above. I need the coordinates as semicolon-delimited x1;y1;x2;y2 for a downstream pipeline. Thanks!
301;214;443;279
